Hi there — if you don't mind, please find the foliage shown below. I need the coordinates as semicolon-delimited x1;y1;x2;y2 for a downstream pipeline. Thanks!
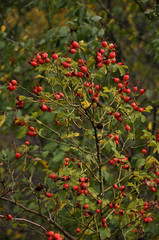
0;38;159;240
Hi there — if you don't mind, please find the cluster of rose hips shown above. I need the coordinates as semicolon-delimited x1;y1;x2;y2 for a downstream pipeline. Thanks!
46;173;72;197
4;214;12;221
73;177;89;196
68;40;80;54
8;79;17;91
109;157;129;171
14;125;38;158
46;231;63;240
16;96;24;109
14;117;25;126
30;52;50;67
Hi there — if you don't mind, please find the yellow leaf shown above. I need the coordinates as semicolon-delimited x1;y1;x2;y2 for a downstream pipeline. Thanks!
148;121;152;131
0;115;6;127
81;100;91;109
1;25;6;32
146;156;159;165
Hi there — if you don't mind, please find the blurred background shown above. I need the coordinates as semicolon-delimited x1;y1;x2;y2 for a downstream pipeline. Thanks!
0;0;159;239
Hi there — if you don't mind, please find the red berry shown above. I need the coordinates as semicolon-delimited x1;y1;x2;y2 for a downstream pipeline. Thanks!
72;41;79;49
150;187;156;192
63;183;69;189
124;97;130;103
70;48;76;54
118;83;123;89
83;204;89;209
125;124;130;131
52;53;58;60
142;149;147;154
15;152;21;159
139;89;145;94
81;66;87;73
76;228;81;233
96;209;100;213
109;51;116;59
29;126;35;131
49;174;56;179
97;200;102;204
113;184;118;189
46;193;52;198
133;86;137;92
102;41;107;47
73;185;79;191
109;203;113;209
114;78;120;83
123;74;129;81
11;80;17;85
25;141;30;146
119;186;125;191
31;61;37;67
41;104;48;111
62;62;71;68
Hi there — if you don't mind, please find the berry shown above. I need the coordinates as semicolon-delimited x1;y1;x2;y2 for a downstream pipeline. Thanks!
72;41;79;49
25;141;30;146
52;53;58;60
63;183;69;189
96;209;100;213
123;74;129;81
46;193;52;198
15;152;21;159
125;124;130;131
142;149;147;154
113;184;118;189
102;41;107;47
49;174;56;179
76;228;81;233
62;62;71;68
83;204;89;209
81;66;87;73
11;80;17;85
41;104;48;111
109;51;116;59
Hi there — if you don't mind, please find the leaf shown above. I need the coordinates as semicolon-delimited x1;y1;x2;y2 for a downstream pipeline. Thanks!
16;127;26;139
91;16;102;22
136;158;145;168
117;65;125;76
98;28;105;37
0;115;6;127
59;26;70;37
146;156;159;165
0;41;5;50
81;100;91;109
144;106;153;112
147;140;157;147
100;228;111;239
45;28;55;40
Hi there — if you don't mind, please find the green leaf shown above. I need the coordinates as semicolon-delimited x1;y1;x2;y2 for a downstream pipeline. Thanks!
136;158;145;168
45;28;55;40
98;28;105;37
100;228;111;239
117;65;125;76
16;127;26;139
59;26;70;37
0;41;5;50
91;16;102;22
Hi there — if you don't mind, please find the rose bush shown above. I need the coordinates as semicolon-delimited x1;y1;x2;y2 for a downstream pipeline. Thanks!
0;38;159;240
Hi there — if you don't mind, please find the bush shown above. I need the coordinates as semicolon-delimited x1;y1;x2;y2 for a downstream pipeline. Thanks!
0;38;159;240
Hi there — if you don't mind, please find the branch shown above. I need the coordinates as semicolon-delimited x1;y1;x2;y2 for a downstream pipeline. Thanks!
0;197;76;240
0;215;47;233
